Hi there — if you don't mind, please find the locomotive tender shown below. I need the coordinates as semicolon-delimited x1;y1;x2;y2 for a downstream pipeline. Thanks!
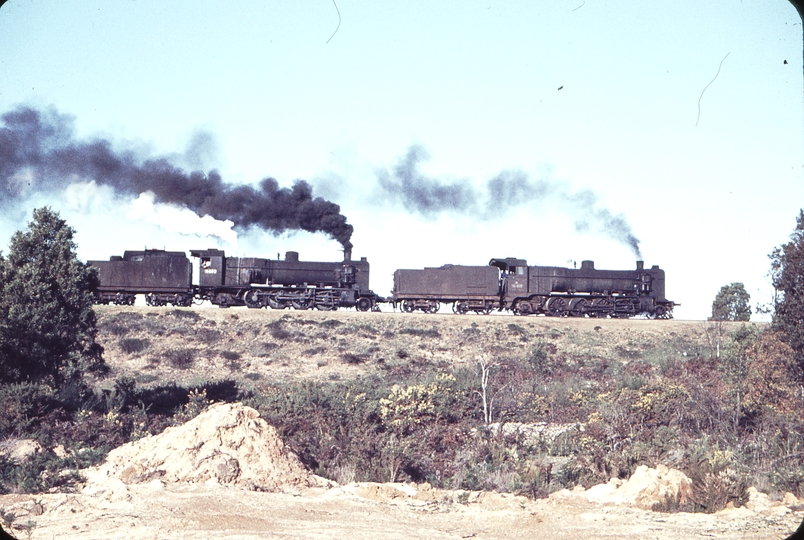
392;258;675;318
90;250;194;307
88;248;381;311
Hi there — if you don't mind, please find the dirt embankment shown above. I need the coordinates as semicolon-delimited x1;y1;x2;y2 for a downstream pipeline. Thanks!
92;305;730;388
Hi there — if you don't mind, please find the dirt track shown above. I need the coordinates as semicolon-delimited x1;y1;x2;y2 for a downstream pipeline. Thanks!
1;481;802;539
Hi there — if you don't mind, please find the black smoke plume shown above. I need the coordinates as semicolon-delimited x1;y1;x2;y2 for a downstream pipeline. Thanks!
0;106;353;249
377;145;642;258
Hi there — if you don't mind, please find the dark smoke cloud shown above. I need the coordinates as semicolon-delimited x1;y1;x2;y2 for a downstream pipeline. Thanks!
0;106;353;249
377;145;642;258
377;145;476;214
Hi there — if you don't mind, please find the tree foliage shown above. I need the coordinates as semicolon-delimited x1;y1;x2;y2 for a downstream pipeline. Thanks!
770;209;804;371
0;208;104;385
710;282;751;322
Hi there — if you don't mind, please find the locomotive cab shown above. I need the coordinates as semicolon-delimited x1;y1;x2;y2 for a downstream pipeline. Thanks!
489;258;528;296
190;249;226;288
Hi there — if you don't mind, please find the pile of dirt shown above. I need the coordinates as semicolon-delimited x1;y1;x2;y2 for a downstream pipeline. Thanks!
552;464;693;511
84;403;321;492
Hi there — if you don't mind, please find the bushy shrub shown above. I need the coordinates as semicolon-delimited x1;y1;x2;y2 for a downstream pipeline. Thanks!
0;383;54;437
119;338;150;355
166;309;200;321
163;348;196;369
399;328;441;338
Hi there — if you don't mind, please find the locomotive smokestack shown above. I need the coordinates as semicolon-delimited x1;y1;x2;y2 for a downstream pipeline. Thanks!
343;247;352;262
636;261;644;271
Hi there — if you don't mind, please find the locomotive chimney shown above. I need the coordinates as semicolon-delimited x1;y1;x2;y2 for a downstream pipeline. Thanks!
636;260;644;271
343;247;352;262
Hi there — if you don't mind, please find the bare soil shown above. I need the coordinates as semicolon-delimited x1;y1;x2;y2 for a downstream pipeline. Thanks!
1;469;801;539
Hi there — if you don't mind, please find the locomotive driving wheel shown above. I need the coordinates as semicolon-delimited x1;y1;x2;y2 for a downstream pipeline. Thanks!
243;289;263;309
267;294;287;309
569;298;588;317
590;298;613;317
547;297;568;317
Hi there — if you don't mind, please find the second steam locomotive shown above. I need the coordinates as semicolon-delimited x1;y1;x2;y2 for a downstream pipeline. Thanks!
89;248;675;318
393;258;674;318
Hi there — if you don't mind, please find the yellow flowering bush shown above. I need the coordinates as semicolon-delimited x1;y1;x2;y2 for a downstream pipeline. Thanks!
379;374;458;434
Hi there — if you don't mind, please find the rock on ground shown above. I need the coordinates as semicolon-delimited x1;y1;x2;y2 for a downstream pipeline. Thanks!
578;464;693;511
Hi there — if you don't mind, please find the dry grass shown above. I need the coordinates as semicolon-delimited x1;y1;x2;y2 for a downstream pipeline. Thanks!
94;305;736;391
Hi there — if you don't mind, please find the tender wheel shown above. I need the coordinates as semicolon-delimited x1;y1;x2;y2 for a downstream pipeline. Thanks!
426;301;439;314
454;301;470;314
516;301;531;315
116;292;135;306
402;300;415;313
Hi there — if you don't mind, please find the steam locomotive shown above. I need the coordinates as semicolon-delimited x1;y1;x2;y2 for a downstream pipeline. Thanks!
89;249;675;318
392;258;675;318
88;248;382;312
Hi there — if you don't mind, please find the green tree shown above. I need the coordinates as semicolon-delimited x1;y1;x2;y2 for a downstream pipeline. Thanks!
769;209;804;371
710;282;751;322
0;208;104;385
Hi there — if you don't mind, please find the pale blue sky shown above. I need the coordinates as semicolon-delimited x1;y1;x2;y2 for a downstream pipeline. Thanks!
1;1;802;320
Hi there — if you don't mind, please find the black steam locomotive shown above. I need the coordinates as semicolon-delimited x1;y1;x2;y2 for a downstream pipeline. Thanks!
89;249;675;318
392;258;675;318
88;249;381;311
